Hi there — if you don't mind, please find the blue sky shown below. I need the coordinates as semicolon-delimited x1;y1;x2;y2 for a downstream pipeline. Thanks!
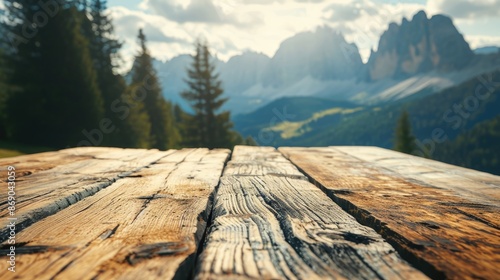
108;0;141;10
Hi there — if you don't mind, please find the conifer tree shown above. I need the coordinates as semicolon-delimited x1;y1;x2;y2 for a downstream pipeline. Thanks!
83;0;122;75
181;41;240;149
394;110;416;154
244;136;258;146
80;0;150;147
119;84;152;148
3;1;104;148
0;48;7;140
130;29;179;150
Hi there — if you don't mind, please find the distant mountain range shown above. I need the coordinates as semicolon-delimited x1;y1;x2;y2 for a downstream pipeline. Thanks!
233;70;500;172
473;46;500;55
365;11;474;81
148;9;500;174
151;10;500;114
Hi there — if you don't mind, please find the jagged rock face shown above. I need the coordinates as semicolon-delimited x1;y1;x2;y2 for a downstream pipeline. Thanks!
220;52;270;94
429;15;474;71
263;27;363;87
367;11;473;81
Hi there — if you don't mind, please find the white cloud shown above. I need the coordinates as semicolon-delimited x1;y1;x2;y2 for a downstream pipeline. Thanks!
109;6;194;72
324;0;426;60
142;0;235;24
429;1;500;47
111;0;334;70
427;0;500;19
465;35;500;49
109;0;494;72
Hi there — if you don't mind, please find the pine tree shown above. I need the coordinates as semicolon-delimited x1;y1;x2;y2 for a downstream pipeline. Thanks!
394;110;415;154
0;48;8;140
3;2;104;148
120;84;152;148
173;104;185;125
244;136;258;146
80;0;150;147
82;0;122;75
181;41;240;149
130;29;179;150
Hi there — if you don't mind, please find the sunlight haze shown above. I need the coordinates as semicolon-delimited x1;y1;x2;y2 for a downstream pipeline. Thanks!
102;0;500;72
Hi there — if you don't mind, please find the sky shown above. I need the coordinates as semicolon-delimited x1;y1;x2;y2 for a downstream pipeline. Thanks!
105;0;500;71
4;0;499;71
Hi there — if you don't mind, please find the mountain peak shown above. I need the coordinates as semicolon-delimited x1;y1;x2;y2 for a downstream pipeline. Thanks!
413;10;428;21
263;26;363;87
430;14;452;24
367;10;473;81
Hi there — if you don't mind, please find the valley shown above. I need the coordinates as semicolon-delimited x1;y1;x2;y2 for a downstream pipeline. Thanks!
148;9;500;174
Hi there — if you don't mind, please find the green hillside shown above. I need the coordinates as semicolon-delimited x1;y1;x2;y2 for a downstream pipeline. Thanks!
263;107;364;139
434;115;500;175
234;71;499;149
233;96;358;139
293;71;500;150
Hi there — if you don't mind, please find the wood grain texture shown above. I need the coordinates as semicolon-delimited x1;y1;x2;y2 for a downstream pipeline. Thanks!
223;146;307;179
335;146;500;204
0;149;96;180
196;146;427;280
0;148;169;242
280;147;500;279
0;148;230;279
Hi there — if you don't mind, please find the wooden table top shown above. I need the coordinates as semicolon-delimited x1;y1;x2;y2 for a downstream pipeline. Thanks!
0;146;498;279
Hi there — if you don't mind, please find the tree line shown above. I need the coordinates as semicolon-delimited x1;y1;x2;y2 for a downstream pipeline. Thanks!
0;0;253;150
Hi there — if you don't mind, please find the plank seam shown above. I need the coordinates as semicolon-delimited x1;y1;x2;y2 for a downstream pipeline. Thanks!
250;178;333;278
190;149;232;280
279;148;445;279
0;152;172;243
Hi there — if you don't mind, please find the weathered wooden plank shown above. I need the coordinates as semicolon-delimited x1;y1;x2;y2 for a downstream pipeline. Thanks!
0;149;97;181
280;147;500;279
223;146;307;179
58;146;126;156
0;148;171;242
335;146;500;230
228;146;290;162
196;146;427;280
0;148;230;279
336;146;500;204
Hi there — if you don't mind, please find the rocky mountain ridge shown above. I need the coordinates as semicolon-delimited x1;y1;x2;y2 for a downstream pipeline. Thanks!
147;10;499;113
366;11;474;81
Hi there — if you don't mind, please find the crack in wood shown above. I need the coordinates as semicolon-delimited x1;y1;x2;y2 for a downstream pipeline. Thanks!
99;224;120;240
135;194;167;200
418;221;441;230
126;174;143;178
126;242;190;266
453;208;500;230
252;180;382;278
0;242;69;254
129;150;199;225
0;151;173;243
278;148;461;279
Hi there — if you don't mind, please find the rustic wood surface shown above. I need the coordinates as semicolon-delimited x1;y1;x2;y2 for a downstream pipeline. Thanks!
0;148;229;279
0;148;169;242
196;146;427;279
222;146;307;179
280;146;500;279
336;146;500;204
1;146;498;279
